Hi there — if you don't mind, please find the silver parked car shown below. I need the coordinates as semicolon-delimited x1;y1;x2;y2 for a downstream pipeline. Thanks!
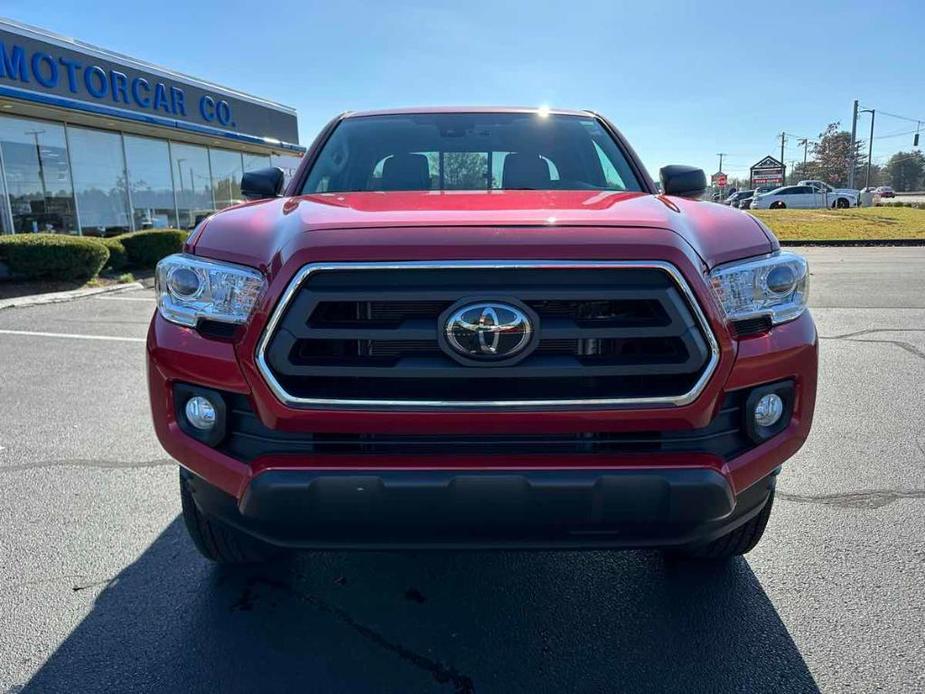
751;185;856;210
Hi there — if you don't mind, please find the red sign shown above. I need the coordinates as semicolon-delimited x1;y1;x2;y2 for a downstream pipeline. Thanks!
715;174;727;187
750;156;784;187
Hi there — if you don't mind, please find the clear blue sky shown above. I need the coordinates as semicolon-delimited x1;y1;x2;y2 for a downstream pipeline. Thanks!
5;0;922;179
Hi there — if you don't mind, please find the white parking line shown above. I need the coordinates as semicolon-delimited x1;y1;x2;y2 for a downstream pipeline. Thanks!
95;296;155;302
0;329;145;343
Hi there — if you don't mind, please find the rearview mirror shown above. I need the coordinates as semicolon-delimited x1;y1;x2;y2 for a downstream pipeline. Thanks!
241;167;285;200
659;165;707;199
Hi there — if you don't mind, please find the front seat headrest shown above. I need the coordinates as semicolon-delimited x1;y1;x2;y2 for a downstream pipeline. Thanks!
381;153;431;191
502;153;551;189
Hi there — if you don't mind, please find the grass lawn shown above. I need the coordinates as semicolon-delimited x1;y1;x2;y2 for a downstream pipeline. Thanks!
750;207;925;241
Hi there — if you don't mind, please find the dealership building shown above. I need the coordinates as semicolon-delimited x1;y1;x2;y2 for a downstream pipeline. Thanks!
0;18;303;236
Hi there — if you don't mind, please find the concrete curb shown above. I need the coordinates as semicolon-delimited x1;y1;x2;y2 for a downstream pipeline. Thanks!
782;239;925;247
0;281;146;311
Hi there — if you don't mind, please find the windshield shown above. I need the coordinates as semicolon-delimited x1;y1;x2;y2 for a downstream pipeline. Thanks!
301;113;644;194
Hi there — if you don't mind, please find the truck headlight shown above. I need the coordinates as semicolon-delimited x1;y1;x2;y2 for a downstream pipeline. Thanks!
709;251;809;325
155;254;266;327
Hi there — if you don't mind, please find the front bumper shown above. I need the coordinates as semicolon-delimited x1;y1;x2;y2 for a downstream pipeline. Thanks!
182;465;776;550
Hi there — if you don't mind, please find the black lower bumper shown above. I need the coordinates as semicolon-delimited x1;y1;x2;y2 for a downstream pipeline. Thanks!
183;467;776;550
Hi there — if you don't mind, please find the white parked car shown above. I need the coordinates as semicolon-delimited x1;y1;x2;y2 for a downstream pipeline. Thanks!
798;180;858;195
798;180;859;206
752;184;856;209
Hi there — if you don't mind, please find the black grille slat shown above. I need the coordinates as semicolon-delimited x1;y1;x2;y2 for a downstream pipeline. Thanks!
275;325;704;376
297;319;439;341
292;336;686;360
537;318;683;339
220;392;751;461
263;266;714;406
297;317;681;341
278;350;702;378
526;298;666;325
313;300;451;326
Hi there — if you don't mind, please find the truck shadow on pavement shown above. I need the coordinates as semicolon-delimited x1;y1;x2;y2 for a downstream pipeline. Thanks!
23;517;818;693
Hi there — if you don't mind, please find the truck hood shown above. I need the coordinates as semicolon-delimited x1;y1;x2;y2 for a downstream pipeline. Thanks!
190;190;776;271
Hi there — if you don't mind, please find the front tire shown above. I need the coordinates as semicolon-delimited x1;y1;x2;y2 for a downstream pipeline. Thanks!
667;490;774;560
835;197;850;208
180;470;283;565
769;201;786;209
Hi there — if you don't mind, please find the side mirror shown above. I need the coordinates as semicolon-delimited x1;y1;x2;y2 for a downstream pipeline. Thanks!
241;167;285;200
659;165;707;199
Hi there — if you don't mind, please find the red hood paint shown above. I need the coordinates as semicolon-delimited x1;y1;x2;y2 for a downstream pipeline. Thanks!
190;190;776;271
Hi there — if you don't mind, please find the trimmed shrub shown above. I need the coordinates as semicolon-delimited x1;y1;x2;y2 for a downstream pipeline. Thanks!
115;229;188;267
0;233;109;281
97;237;128;271
882;201;921;208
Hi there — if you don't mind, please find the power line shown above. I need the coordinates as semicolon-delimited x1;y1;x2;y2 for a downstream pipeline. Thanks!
858;104;922;149
865;107;925;125
868;127;922;141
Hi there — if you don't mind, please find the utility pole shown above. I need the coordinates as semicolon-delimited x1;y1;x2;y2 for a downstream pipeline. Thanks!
848;99;859;188
798;138;810;174
717;153;725;175
779;132;786;186
865;109;875;188
856;107;875;188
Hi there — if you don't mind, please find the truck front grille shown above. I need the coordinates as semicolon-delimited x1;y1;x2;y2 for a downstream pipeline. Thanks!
257;262;718;408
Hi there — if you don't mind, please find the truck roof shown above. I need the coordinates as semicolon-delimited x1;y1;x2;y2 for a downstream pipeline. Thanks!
342;106;595;119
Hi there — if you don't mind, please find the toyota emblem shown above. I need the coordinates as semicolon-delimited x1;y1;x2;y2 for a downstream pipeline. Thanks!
442;301;534;362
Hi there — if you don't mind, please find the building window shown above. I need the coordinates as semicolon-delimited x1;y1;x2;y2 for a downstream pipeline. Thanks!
124;135;177;229
67;126;132;237
170;142;213;229
209;148;244;210
271;154;302;188
243;153;271;173
0;115;77;234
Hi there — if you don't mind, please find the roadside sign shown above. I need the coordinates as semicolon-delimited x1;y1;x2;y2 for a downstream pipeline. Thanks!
711;172;727;187
750;156;784;188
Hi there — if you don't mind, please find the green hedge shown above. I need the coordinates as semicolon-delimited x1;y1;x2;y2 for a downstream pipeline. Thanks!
98;237;128;271
0;229;187;281
876;201;924;209
114;229;187;267
0;234;109;281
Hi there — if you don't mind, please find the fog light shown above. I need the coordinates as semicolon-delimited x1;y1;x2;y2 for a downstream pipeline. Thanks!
185;396;216;430
754;393;784;427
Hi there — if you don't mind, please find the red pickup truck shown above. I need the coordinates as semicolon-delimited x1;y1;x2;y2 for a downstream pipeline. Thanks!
147;107;817;565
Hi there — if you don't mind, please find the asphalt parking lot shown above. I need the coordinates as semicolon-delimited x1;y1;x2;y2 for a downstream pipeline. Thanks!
1;247;923;693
